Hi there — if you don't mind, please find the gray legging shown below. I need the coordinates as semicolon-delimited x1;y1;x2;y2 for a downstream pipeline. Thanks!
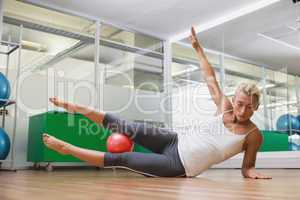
102;113;186;177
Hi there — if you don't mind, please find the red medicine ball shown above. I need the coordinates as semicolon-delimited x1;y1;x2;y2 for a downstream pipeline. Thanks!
107;133;134;153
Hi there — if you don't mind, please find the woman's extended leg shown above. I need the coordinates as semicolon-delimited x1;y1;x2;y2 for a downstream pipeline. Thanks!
102;113;177;154
43;134;105;166
43;134;185;177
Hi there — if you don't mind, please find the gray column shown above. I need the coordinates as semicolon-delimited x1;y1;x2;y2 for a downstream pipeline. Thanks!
262;67;270;130
219;53;226;91
94;20;103;112
11;25;23;170
163;40;173;129
0;0;3;40
295;76;300;115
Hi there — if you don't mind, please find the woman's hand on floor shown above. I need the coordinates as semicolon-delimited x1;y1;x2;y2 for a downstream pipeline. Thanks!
242;168;272;179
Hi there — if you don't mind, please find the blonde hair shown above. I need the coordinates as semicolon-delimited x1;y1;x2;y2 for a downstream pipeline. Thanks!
235;82;260;105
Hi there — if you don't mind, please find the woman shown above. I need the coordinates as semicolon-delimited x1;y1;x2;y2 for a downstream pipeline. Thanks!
43;27;271;179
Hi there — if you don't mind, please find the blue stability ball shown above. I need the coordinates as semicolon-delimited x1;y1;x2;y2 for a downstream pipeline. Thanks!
276;114;300;134
297;115;300;133
0;128;10;160
297;115;300;124
0;72;11;106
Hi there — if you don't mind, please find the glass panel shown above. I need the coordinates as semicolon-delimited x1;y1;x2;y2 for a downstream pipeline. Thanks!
101;24;163;53
224;58;262;81
99;28;164;92
99;25;164;124
172;43;220;67
264;68;289;132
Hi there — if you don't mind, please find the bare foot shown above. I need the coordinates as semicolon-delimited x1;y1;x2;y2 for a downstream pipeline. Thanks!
49;97;76;112
43;134;72;155
49;97;66;107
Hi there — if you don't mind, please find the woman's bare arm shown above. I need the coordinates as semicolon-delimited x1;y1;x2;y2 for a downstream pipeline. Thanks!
241;130;272;179
189;26;231;113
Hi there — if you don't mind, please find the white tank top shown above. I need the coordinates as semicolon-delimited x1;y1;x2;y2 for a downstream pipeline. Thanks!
176;112;253;177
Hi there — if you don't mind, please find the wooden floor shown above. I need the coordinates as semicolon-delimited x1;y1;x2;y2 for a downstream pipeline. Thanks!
0;168;299;200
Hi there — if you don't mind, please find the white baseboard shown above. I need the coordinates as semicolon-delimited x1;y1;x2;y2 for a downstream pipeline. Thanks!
213;151;300;168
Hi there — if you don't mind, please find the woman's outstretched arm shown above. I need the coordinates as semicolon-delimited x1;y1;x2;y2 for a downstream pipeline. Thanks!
49;97;105;125
189;26;231;113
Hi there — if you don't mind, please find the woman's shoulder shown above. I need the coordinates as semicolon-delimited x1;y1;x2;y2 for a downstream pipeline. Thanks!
245;126;262;143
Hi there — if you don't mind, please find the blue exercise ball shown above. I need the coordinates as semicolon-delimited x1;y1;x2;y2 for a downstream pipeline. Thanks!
276;114;300;134
0;128;10;160
297;115;300;123
0;72;11;106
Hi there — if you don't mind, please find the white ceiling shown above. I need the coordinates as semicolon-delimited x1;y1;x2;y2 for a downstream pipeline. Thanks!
23;0;269;39
22;0;300;75
181;0;300;75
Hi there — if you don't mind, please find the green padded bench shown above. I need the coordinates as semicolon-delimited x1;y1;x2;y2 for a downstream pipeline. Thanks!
259;130;289;152
27;111;150;170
